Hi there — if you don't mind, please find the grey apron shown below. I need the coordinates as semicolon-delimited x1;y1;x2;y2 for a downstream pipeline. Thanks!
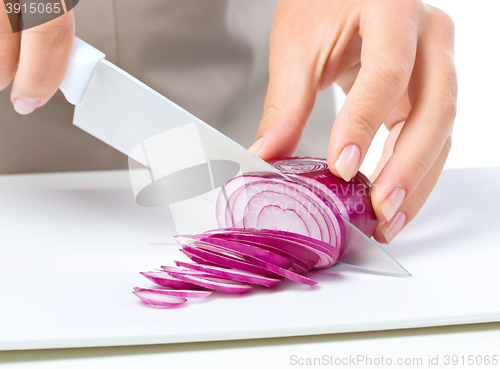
0;0;335;174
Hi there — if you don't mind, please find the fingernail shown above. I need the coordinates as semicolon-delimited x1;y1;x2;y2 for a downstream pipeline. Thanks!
380;187;406;222
379;211;406;244
248;137;264;155
334;144;360;181
13;97;40;115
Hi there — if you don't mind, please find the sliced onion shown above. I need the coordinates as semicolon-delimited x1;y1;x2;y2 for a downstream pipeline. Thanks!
133;287;211;298
159;265;215;277
203;230;318;273
133;289;187;307
185;242;317;286
176;234;293;269
245;228;340;270
166;272;253;294
174;261;282;287
179;248;228;268
140;271;204;290
134;157;378;308
182;244;280;278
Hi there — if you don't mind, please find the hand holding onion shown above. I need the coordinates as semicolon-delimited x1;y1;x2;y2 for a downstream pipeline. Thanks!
249;0;457;244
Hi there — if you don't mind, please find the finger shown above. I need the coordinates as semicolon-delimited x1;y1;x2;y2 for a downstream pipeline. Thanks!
370;121;404;182
373;135;452;243
326;1;420;181
335;62;360;95
10;11;74;115
248;1;322;160
370;6;457;224
0;1;20;91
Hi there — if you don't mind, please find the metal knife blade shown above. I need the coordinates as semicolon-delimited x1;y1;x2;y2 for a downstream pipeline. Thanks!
339;217;411;276
62;38;410;277
73;59;280;178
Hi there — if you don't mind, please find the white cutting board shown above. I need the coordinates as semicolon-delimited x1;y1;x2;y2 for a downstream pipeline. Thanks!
1;167;499;351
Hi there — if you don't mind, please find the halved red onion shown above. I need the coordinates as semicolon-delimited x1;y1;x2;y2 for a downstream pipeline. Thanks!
215;166;347;253
140;271;204;290
229;180;328;242
133;289;187;307
174;261;282;287
133;287;211;298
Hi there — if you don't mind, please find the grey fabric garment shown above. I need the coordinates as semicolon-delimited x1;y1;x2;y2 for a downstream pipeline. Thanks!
0;0;335;175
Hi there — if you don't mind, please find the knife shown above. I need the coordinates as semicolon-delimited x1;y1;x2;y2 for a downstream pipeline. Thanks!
59;37;410;277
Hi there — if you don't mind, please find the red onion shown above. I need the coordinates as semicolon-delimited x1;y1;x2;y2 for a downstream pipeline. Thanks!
133;287;212;298
270;157;377;238
135;157;377;307
133;289;187;308
174;261;282;287
165;272;253;294
175;234;293;269
140;271;204;290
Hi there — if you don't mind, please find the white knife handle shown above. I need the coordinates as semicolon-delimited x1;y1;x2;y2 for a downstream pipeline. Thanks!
59;37;106;106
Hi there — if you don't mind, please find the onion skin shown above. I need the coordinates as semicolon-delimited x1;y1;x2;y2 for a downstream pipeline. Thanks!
269;157;377;238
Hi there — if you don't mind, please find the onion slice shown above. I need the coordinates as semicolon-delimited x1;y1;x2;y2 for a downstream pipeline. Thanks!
176;234;293;269
179;248;227;268
204;229;319;271
133;289;187;307
133;287;211;298
140;271;204;290
185;242;317;286
247;229;340;270
165;272;253;294
175;261;282;287
182;244;280;278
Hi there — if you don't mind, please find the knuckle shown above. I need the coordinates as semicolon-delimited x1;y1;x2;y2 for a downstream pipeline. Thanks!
262;103;284;123
439;90;458;122
347;109;378;140
443;135;453;155
401;0;425;14
36;13;74;44
408;186;428;215
262;102;303;131
372;54;412;93
431;7;455;35
407;157;428;183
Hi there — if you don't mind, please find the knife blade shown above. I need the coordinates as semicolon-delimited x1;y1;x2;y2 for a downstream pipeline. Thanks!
59;37;410;276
